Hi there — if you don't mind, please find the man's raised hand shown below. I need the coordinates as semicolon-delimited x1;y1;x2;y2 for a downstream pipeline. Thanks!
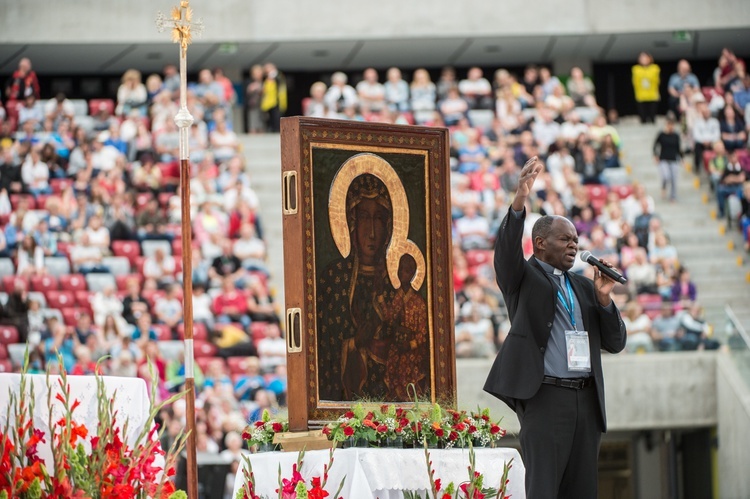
511;156;543;211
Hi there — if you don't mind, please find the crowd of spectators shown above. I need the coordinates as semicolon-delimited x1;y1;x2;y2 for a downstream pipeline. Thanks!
1;50;744;466
0;58;287;470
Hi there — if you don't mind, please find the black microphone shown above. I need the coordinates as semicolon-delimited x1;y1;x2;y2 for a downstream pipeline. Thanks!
579;251;627;284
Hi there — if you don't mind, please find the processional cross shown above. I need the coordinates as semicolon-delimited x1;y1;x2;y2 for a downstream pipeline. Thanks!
156;2;203;498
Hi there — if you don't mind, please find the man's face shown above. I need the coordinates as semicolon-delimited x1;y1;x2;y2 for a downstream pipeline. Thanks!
355;199;390;265
539;218;579;271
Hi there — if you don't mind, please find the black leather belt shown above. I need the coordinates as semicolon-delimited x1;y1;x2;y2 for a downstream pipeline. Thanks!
542;375;593;390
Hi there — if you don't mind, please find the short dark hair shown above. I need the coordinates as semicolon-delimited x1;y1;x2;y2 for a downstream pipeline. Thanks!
531;215;556;244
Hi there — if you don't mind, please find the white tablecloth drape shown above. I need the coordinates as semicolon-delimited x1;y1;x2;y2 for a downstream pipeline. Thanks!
232;447;525;499
0;373;153;471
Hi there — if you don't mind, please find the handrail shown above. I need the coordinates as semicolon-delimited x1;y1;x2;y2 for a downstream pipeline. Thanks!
725;304;750;348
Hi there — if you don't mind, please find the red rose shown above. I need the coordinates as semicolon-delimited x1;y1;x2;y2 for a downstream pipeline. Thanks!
454;422;465;432
449;431;458;441
490;425;501;434
435;428;444;438
381;405;389;413
452;412;461;422
241;430;251;440
272;422;283;433
400;418;409;428
254;421;265;428
481;415;490;422
343;426;354;437
365;412;375;420
468;425;477;434
344;411;355;419
395;427;402;434
377;424;387;433
322;426;331;435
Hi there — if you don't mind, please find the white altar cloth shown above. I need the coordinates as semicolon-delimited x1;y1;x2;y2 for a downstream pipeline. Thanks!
232;447;525;499
0;373;153;470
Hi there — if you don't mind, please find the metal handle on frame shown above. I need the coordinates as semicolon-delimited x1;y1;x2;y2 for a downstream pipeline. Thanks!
282;171;298;215
286;307;302;353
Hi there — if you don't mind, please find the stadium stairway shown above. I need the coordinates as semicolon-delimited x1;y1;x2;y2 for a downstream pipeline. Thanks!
241;133;285;303
617;117;750;339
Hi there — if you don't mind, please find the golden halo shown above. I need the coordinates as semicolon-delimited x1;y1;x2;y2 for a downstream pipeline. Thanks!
328;153;424;289
401;239;426;291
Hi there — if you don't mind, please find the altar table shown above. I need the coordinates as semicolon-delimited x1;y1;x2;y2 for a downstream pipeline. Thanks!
232;446;525;499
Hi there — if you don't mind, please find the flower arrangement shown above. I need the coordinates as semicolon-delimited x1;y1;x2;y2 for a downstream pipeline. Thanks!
0;356;187;499
405;444;514;499
322;402;506;449
242;409;289;451
235;448;345;499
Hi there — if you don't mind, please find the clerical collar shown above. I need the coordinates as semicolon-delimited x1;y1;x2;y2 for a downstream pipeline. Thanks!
537;259;565;276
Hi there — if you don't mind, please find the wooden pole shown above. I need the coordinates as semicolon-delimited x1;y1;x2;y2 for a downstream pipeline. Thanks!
157;2;203;497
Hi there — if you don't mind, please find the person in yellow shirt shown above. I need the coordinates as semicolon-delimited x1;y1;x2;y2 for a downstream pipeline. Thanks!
632;52;661;124
260;63;287;133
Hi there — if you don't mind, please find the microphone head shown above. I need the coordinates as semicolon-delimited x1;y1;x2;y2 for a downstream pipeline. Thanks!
580;250;593;262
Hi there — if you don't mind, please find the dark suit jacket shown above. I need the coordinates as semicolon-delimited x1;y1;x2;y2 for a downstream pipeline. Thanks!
483;208;626;431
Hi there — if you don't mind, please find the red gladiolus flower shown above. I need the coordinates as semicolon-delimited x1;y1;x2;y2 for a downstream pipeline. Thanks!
434;478;442;491
272;422;284;433
308;476;329;499
69;421;88;445
441;494;452;499
343;426;354;437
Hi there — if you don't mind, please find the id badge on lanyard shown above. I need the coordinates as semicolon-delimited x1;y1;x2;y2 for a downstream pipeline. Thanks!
558;276;591;373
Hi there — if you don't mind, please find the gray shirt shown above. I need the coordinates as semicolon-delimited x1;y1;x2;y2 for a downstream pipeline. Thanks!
536;259;589;378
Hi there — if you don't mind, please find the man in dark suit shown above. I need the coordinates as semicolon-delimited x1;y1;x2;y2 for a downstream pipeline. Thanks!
484;157;626;498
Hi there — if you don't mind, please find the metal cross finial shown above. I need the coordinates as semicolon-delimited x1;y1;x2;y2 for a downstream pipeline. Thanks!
156;0;204;55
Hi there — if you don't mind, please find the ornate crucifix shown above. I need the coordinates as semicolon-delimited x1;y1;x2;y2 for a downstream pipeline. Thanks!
156;2;203;498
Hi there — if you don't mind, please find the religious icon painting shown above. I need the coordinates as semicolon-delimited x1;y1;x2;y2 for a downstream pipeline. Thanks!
280;117;456;430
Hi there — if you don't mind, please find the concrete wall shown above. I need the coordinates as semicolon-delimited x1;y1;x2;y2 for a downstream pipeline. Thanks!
457;352;719;436
2;0;749;43
717;357;750;499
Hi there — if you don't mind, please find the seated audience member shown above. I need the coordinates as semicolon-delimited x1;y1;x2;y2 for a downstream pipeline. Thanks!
248;389;278;422
670;267;697;309
91;285;124;328
192;283;215;330
649;231;679;274
455;303;496;358
71;345;100;375
233;356;266;402
110;350;138;377
210;238;246;286
458;67;493;110
256;323;286;373
622;301;655;353
71;233;109;274
74;311;97;345
356;68;386;114
43;322;77;373
574;143;605;185
213;277;250;327
153;284;183;337
136;198;171;242
21;146;51;196
324;72;358;116
410;68;437;124
245;275;279;324
438;86;469;126
455;203;491;251
122;278;151;325
691;102;721;175
166;351;205;392
384;67;410;112
566;67;597;108
132;313;159;347
719;105;746;151
678;303;721;351
651;303;682;351
213;322;257;359
707;140;728;193
304;81;332;118
143;247;177;289
138;340;168;382
626;249;658;295
15;233;44;277
716;149;746;219
233;222;267;272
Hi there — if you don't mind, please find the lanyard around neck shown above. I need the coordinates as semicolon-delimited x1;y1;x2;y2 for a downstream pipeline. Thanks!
556;274;577;330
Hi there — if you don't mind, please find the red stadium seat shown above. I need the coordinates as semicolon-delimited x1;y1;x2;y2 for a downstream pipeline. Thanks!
227;356;251;375
248;271;268;291
59;274;87;292
35;194;51;210
60;308;83;327
2;276;28;293
0;214;9;228
465;249;494;268
45;290;76;309
111;240;141;266
56;241;71;257
584;184;608;204
88;98;114;116
0;360;13;373
0;343;7;360
194;341;218;358
74;291;93;311
0;325;20;344
612;184;633;200
30;275;59;293
142;289;165;309
115;273;144;291
250;322;269;344
9;194;35;210
50;178;72;194
153;324;173;342
195;356;214;373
